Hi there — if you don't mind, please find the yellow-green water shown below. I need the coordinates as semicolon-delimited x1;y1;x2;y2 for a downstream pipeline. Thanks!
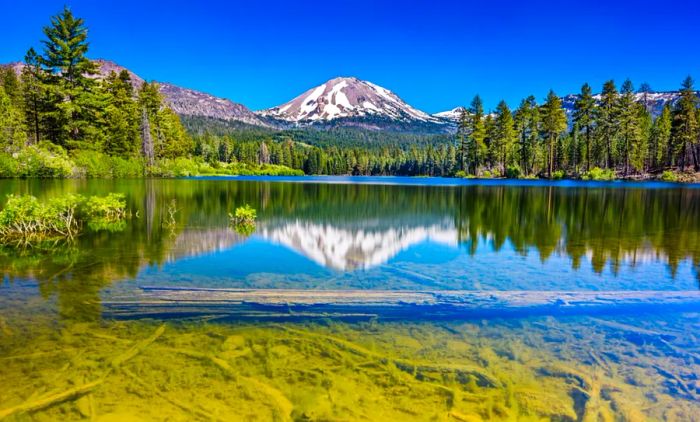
1;178;699;421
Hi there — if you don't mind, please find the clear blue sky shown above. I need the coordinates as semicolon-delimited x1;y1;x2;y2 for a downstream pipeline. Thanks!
2;0;699;112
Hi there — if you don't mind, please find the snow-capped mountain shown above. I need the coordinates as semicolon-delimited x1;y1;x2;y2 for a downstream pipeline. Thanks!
259;77;450;132
432;106;465;122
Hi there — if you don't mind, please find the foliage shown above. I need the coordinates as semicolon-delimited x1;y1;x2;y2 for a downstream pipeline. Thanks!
505;165;521;179
581;167;616;181
660;170;678;182
83;193;127;222
230;204;257;225
551;170;565;180
229;204;257;236
0;194;83;240
14;143;75;178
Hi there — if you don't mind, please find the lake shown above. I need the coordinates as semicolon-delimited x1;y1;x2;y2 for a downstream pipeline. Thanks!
0;177;698;421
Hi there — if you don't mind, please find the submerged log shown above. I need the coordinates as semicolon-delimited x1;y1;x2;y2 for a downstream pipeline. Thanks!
0;379;103;420
102;288;700;321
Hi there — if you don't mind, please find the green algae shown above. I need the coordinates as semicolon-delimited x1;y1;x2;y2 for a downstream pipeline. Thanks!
0;301;698;421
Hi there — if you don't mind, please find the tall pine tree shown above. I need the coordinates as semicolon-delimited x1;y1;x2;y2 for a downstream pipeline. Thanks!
540;90;567;178
573;83;596;172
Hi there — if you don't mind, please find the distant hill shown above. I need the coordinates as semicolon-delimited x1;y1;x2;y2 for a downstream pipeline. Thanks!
6;59;270;128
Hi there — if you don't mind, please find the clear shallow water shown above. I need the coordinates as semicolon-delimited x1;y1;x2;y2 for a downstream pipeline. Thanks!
0;177;699;421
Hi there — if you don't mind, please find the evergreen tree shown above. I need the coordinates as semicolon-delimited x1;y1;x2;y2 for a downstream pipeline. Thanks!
456;107;468;171
514;96;539;175
671;76;699;170
103;71;139;156
540;90;567;178
0;86;26;149
21;48;44;144
492;100;516;175
650;104;672;169
618;79;643;174
40;7;103;149
466;95;486;174
597;80;619;169
637;82;653;112
572;83;596;172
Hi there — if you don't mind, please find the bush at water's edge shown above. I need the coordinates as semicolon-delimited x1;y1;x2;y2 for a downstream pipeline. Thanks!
0;144;303;179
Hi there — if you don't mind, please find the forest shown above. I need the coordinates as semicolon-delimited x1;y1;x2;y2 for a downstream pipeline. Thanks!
1;7;699;180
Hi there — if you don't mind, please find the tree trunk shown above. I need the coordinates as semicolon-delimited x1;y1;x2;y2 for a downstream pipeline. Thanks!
140;107;154;166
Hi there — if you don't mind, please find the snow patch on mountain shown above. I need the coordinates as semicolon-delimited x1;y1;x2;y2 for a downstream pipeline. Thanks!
433;107;466;122
259;77;442;125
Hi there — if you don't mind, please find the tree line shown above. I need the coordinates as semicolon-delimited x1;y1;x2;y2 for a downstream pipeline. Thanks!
457;79;700;179
0;7;191;176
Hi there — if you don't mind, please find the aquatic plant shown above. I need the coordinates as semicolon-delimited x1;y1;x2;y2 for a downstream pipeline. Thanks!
230;204;257;225
0;194;83;240
0;193;130;241
84;193;127;222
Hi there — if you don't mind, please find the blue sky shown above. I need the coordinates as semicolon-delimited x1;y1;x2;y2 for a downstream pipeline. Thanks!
2;0;699;112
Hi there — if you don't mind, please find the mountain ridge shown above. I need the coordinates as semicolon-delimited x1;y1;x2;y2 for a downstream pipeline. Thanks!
5;58;696;133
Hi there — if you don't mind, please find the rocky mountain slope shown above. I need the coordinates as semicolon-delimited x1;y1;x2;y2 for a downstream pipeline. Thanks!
6;59;269;127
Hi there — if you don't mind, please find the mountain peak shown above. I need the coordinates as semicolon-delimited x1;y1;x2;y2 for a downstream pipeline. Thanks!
259;76;441;127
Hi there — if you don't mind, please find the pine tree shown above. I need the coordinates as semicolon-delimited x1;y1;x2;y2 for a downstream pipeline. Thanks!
671;76;699;171
637;104;653;171
540;90;567;178
492;100;516;175
103;71;139;156
39;7;102;149
650;105;672;169
597;80;619;169
573;83;596;172
637;82;653;112
618;79;643;174
456;107;469;171
0;86;27;149
21;48;44;145
514;95;539;176
466;95;486;174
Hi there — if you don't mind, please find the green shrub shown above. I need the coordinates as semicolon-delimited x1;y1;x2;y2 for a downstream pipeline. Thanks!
505;165;521;179
0;153;19;177
551;170;565;180
660;170;678;182
72;150;113;178
84;193;127;222
229;204;257;236
0;194;84;239
481;170;492;179
454;170;467;178
16;144;75;178
150;157;201;177
111;156;144;178
229;204;257;225
581;167;615;181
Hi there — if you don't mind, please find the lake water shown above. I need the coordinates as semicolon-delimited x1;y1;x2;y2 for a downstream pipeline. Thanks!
0;177;698;421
